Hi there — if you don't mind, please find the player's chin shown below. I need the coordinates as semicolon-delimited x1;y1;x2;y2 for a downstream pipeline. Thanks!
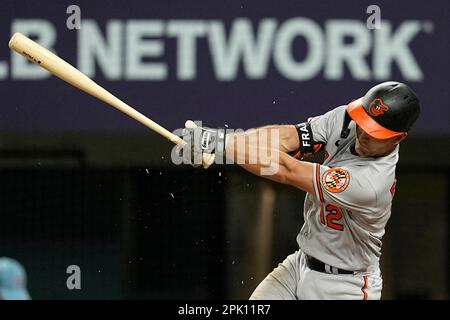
355;143;371;157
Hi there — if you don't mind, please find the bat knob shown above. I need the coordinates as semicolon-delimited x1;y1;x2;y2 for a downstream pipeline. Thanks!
202;153;215;169
185;120;197;129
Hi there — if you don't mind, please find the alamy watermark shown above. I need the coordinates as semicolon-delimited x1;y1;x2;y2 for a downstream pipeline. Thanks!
66;265;81;290
366;5;381;29
66;5;81;30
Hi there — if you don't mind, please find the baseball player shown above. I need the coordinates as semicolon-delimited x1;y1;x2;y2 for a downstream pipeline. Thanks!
0;257;31;300
181;81;420;300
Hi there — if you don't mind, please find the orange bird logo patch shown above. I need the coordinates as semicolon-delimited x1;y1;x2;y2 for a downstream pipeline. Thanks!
369;98;389;116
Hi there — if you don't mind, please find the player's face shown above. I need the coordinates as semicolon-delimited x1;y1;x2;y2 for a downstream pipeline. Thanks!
355;125;405;157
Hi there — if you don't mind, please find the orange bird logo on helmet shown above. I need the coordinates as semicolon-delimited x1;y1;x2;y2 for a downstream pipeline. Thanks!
369;98;389;116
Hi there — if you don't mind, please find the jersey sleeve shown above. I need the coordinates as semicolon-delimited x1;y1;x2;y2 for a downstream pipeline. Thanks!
312;163;378;215
307;105;347;144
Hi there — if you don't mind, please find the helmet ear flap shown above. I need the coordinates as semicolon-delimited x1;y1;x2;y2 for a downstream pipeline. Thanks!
340;111;352;138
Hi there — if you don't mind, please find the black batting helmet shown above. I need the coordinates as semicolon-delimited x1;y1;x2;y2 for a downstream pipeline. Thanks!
346;81;421;139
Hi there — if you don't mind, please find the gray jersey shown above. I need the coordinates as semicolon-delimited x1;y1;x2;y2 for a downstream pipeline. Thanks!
297;105;398;271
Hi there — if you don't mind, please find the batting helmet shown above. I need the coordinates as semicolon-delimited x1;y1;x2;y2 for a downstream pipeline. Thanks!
346;81;421;139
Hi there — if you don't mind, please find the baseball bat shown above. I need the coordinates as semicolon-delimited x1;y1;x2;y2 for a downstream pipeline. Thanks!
8;32;182;144
8;32;215;168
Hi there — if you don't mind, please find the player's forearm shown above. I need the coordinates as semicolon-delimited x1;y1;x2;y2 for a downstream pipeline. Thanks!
226;125;299;153
225;136;314;193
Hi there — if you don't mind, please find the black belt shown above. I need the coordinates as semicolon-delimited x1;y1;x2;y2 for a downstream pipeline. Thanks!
305;255;354;275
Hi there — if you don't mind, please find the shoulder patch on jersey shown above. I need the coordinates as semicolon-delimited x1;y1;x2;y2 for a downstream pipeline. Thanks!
322;168;350;193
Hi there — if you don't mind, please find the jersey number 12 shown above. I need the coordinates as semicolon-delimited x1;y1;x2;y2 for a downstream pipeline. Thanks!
320;204;344;231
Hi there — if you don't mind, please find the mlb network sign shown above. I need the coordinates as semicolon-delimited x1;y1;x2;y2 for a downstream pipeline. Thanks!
1;18;432;81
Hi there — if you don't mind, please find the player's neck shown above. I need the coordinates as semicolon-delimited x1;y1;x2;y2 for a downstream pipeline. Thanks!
350;143;398;158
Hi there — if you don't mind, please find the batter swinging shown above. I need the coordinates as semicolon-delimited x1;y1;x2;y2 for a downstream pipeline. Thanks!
182;81;421;300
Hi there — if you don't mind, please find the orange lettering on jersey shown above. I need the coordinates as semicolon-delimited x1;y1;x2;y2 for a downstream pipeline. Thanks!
325;204;344;231
322;168;350;193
